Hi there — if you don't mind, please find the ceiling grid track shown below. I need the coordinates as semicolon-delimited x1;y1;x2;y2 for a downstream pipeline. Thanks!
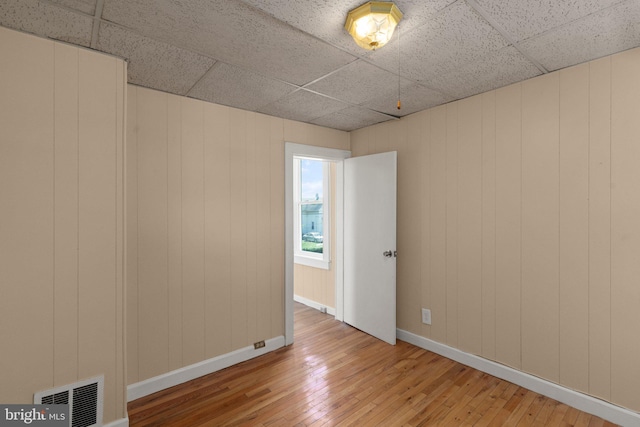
185;61;222;97
90;0;105;49
465;0;549;74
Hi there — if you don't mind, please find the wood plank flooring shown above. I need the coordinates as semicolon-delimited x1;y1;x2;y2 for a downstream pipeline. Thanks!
128;303;617;426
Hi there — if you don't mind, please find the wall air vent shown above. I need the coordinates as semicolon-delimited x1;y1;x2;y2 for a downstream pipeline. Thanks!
34;375;103;427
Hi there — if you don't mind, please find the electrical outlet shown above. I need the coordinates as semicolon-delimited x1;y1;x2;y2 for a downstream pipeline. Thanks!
421;308;432;325
254;340;266;349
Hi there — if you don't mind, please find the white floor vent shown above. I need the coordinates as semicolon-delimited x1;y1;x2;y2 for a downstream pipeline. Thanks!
34;375;104;427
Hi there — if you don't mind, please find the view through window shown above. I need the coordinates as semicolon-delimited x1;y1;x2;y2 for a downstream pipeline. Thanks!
294;157;330;269
300;159;324;254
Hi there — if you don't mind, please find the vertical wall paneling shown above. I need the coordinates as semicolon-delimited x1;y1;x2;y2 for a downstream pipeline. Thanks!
126;86;139;385
396;119;409;328
204;102;232;358
293;162;337;312
419;111;432;338
167;94;184;370
347;47;640;414
328;162;337;310
181;98;206;365
520;73;560;382
78;49;120;421
396;115;418;332
229;109;249;350
312;270;322;308
130;88;330;384
558;63;590;392
388;120;403;153
429;106;448;343
456;95;483;356
350;127;370;157
445;103;459;347
587;56;612;401
54;42;80;386
372;122;390;153
494;84;522;369
136;88;169;380
115;59;126;413
405;118;421;333
283;119;307;146
256;113;272;340
610;48;640;411
245;112;258;345
309;124;350;151
294;265;307;303
0;28;125;421
480;91;497;361
0;28;55;403
398;113;423;333
270;118;285;337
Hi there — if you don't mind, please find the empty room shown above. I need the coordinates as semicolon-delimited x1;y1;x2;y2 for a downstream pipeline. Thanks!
1;0;640;426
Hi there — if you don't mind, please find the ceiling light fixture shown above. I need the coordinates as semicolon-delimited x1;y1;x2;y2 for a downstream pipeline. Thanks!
344;1;403;51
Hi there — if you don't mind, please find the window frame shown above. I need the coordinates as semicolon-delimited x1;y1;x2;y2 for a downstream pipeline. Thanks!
293;157;331;270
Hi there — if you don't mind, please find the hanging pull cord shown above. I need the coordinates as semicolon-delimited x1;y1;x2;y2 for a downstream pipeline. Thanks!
397;24;401;110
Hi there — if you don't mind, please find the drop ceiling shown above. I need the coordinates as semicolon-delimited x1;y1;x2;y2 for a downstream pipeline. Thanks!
1;0;639;131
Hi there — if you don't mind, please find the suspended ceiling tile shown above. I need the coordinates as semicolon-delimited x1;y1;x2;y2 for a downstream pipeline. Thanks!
239;0;369;56
240;0;456;56
48;0;97;15
392;0;460;33
306;60;400;105
5;0;640;131
96;23;215;95
0;0;93;46
102;0;356;86
361;81;454;117
519;0;640;72
258;90;349;123
368;0;510;83
188;62;297;111
475;0;626;43
311;106;393;131
427;45;541;99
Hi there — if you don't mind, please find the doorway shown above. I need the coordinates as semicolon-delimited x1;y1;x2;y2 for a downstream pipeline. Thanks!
284;143;350;345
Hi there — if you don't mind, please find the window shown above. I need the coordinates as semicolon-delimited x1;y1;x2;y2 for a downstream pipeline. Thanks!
294;157;330;269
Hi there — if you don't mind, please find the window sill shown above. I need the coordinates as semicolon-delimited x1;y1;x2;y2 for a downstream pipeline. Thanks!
294;255;330;270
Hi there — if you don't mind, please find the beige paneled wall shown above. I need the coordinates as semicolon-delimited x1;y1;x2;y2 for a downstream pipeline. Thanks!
351;47;640;412
0;28;126;423
294;163;337;310
127;86;349;384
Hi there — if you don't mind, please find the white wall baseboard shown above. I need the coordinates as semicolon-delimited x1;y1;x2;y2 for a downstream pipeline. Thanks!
104;417;128;427
127;336;285;402
397;329;640;427
294;294;336;316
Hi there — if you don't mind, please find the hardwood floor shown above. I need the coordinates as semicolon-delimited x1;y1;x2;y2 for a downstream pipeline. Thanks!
129;303;617;426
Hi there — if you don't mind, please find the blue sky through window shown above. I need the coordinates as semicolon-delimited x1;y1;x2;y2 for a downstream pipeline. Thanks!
301;159;323;202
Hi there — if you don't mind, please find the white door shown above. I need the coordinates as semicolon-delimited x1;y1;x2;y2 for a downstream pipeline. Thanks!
344;151;397;345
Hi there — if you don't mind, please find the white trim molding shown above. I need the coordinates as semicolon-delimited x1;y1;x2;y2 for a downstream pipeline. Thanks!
294;294;336;316
127;336;285;402
104;417;129;427
397;329;640;427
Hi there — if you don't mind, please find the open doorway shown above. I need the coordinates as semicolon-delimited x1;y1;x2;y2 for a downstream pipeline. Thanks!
284;143;350;345
292;157;336;315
